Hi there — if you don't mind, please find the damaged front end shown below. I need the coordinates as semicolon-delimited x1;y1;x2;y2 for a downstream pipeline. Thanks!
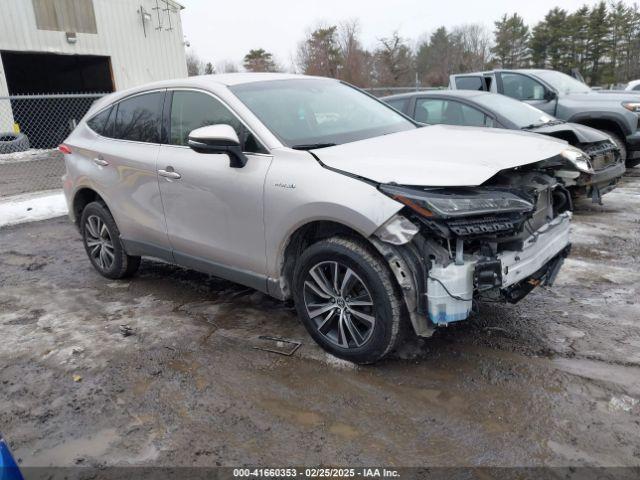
553;143;625;204
372;168;573;336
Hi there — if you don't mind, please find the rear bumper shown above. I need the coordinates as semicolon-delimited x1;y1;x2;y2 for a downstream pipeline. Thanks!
426;212;572;325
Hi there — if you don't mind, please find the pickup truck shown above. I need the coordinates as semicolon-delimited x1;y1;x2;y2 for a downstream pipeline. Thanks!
449;69;640;167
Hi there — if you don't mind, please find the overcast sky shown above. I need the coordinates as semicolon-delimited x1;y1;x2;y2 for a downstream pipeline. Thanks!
180;0;631;70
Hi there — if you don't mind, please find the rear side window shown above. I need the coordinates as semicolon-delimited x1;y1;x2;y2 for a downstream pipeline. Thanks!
415;98;493;127
169;90;266;153
87;106;113;136
385;98;408;113
634;84;640;91
455;76;485;91
113;92;164;143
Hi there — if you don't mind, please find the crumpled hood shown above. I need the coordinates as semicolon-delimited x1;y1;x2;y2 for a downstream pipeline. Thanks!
526;122;610;144
312;125;568;187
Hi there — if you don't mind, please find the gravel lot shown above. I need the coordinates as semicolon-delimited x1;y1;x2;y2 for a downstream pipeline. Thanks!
1;172;639;472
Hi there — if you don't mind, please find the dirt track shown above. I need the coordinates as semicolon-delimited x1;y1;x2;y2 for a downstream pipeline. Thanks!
1;172;639;472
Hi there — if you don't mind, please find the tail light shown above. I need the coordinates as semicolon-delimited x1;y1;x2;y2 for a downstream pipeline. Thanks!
59;144;72;155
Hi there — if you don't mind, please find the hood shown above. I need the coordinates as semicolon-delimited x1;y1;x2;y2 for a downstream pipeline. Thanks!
526;122;611;144
312;125;568;187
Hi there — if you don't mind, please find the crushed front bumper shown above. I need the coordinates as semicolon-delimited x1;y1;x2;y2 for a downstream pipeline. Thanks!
427;211;572;325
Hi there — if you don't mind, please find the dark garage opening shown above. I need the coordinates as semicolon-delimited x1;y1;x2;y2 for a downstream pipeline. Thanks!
1;51;114;148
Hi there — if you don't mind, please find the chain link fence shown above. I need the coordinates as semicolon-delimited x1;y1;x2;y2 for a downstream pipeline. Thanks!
0;93;105;197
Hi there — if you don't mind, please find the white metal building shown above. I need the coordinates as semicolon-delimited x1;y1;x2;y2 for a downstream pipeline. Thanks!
0;0;188;96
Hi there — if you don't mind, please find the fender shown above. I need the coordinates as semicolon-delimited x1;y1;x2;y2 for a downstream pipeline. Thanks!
567;111;632;136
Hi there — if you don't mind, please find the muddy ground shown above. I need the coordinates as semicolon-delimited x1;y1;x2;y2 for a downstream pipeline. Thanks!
1;173;639;473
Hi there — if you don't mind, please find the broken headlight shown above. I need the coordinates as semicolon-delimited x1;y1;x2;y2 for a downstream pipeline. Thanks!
561;147;594;173
380;185;534;219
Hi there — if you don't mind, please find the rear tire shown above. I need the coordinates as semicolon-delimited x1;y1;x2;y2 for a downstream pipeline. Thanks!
80;201;140;279
292;236;403;364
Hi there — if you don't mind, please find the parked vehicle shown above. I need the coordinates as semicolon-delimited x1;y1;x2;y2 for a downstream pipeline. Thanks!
383;90;625;203
621;80;640;92
449;69;640;167
0;434;23;480
62;74;574;363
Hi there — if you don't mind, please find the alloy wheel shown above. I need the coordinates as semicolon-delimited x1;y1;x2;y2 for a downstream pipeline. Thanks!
85;214;115;271
303;261;375;349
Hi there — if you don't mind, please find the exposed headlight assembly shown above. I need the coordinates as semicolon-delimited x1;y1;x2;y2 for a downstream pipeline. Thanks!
622;101;640;113
561;147;593;173
380;185;534;219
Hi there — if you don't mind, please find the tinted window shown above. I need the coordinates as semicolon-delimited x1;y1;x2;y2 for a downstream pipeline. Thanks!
113;92;164;143
230;79;415;148
87;106;113;136
634;85;640;92
170;91;265;153
501;73;546;101
385;98;408;113
415;98;493;127
455;76;485;91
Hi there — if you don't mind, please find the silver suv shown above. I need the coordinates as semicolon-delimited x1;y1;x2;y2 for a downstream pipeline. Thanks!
62;73;575;363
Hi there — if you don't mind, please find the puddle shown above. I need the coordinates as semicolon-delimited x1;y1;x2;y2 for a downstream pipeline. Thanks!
21;428;119;466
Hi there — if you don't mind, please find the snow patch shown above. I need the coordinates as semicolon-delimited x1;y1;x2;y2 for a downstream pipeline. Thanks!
0;190;67;227
608;395;638;412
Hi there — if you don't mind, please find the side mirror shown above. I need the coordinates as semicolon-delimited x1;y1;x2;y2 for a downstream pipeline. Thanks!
544;89;558;102
187;124;248;168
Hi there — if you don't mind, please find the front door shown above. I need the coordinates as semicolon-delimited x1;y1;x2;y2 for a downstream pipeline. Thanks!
156;90;272;288
498;72;556;115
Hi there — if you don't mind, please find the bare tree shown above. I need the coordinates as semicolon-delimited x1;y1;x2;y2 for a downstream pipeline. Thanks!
337;20;372;87
453;24;492;71
204;62;215;75
373;32;414;87
186;51;205;76
216;60;240;73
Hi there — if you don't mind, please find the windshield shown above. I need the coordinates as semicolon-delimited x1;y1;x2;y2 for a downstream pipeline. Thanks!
534;70;591;95
473;93;555;128
230;79;415;148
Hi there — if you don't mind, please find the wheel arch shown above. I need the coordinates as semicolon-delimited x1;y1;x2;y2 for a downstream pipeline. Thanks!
278;220;371;300
71;187;108;227
567;114;629;138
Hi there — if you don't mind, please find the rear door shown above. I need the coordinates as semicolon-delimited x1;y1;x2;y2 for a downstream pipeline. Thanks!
156;89;272;285
413;97;494;127
83;90;171;257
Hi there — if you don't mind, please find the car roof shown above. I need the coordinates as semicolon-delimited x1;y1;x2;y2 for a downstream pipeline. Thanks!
88;73;337;113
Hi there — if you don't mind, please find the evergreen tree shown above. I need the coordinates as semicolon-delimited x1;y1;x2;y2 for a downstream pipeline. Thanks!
492;14;530;68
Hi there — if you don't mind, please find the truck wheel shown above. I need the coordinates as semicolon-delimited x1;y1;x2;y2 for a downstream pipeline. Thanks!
292;236;403;364
80;201;141;279
601;130;634;167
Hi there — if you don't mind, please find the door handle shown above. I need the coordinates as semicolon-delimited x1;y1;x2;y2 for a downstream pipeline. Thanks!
158;168;181;180
93;157;109;166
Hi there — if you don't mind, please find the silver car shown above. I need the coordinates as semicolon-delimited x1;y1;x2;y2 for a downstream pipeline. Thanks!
62;73;576;363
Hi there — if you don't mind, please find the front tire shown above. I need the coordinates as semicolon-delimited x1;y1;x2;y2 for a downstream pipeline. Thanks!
601;129;637;167
80;201;140;279
292;237;403;364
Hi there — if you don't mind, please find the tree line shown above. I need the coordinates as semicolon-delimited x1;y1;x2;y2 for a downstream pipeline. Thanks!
186;1;640;87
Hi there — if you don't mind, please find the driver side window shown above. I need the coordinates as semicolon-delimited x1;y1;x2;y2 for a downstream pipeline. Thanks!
169;91;266;153
501;73;546;101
